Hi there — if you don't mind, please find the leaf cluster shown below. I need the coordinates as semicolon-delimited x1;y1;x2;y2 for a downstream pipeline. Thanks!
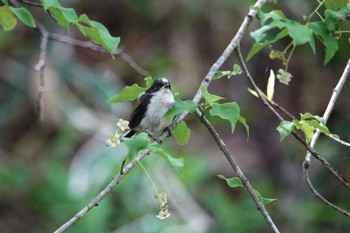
0;0;120;55
248;1;349;65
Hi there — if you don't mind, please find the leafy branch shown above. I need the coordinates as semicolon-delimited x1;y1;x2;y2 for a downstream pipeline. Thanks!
54;0;274;232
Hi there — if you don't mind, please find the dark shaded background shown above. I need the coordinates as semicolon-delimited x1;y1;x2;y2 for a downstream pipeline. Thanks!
1;0;350;232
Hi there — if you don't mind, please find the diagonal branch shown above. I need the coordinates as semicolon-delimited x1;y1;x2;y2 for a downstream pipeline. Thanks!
34;22;48;121
304;58;350;164
235;47;350;193
195;109;280;233
54;1;268;232
303;58;350;217
54;149;150;233
48;33;150;77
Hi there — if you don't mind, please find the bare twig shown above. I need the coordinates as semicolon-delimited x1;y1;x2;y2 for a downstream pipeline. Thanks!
328;134;350;147
303;58;350;217
34;22;48;121
304;167;350;217
304;59;350;164
195;109;280;233
54;149;150;233
235;47;350;192
48;34;150;77
54;1;268;231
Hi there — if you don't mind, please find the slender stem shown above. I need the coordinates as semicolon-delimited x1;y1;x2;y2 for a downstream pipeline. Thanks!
235;47;350;193
195;109;280;233
305;59;350;164
302;59;350;217
138;161;159;193
54;149;150;233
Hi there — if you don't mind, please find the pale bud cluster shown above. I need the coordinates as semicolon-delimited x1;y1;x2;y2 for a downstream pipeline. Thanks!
105;119;130;147
155;192;170;220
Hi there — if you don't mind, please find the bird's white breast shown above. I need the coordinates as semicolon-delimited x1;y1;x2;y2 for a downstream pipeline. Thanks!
139;88;175;134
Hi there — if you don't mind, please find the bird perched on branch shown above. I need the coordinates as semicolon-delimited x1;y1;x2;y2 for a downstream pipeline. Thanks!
124;78;175;142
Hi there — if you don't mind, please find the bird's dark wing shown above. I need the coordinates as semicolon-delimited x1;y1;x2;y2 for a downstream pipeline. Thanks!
128;93;152;129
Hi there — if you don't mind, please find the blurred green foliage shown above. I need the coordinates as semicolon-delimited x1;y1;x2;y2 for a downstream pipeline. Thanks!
1;0;350;233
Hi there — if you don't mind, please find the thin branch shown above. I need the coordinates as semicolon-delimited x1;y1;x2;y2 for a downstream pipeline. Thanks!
48;33;150;77
169;0;267;129
195;109;280;233
34;22;48;121
235;47;350;193
18;0;149;76
302;58;350;217
54;149;150;233
305;58;350;164
328;134;350;147
303;166;350;217
54;1;268;231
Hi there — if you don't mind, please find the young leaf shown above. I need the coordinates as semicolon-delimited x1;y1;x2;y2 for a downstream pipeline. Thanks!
41;0;58;11
172;121;191;145
254;190;277;205
165;99;197;117
266;69;275;101
9;7;36;28
218;175;276;205
200;85;225;106
213;71;232;80
149;145;184;176
78;14;120;54
209;102;240;133
247;28;288;61
0;6;17;31
50;5;78;30
324;0;347;10
218;175;243;188
123;132;150;159
285;20;315;53
238;116;249;137
276;120;296;141
107;77;153;103
297;121;315;143
233;64;242;75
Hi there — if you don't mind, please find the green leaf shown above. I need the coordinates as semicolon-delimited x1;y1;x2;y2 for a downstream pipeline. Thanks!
123;132;150;158
297;121;314;143
200;85;225;106
78;14;120;54
233;64;242;75
2;0;9;5
247;28;288;61
9;7;36;28
276;120;296;141
325;0;347;10
255;190;277;205
284;20;315;53
219;175;276;205
209;102;240;133
0;6;16;31
107;77;153;103
213;71;233;80
172;121;191;145
165;99;197;117
41;0;58;11
309;21;339;64
50;5;78;30
238;116;249;137
218;175;243;188
150;145;184;176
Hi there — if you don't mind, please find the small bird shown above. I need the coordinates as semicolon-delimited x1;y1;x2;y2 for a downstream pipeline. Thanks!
124;78;175;142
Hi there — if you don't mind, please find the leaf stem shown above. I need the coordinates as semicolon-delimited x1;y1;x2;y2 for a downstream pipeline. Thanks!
138;161;159;194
